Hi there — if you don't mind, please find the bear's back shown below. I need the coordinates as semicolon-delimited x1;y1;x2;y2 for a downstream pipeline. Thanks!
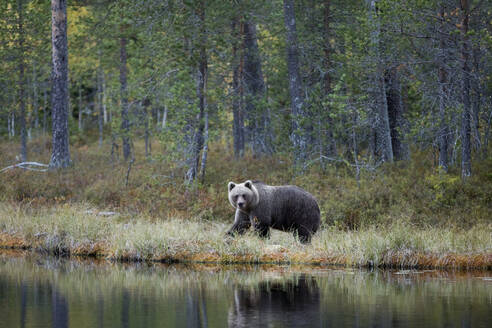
253;182;320;231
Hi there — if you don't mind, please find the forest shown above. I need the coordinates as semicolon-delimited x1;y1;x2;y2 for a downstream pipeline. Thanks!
0;0;491;268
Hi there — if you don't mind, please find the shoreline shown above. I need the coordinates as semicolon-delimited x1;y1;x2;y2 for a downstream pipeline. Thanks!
1;232;490;270
1;203;490;270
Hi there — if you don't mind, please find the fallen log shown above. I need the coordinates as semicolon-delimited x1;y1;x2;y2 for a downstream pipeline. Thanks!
0;162;49;173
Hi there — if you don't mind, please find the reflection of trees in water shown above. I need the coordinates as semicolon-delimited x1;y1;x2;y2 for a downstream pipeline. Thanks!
2;255;492;328
121;288;129;328
20;282;27;328
97;295;104;328
228;274;321;328
52;289;68;328
316;271;491;327
186;286;209;328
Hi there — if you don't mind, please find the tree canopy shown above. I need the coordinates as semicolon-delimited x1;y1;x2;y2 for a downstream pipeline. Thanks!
0;0;491;180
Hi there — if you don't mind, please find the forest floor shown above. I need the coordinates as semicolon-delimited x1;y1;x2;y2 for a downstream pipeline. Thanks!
0;135;491;269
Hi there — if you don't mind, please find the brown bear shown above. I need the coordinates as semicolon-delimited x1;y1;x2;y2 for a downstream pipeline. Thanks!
226;180;321;243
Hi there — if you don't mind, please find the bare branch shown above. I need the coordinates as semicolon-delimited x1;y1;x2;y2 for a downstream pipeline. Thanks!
0;162;49;173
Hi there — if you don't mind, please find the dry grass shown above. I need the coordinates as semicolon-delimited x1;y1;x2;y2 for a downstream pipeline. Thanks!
0;135;491;269
0;203;490;269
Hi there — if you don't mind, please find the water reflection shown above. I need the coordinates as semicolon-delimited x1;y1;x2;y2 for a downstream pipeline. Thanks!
0;251;491;328
52;289;68;328
228;275;320;327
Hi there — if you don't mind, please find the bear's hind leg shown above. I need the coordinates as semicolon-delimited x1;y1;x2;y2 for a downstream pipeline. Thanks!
295;226;313;244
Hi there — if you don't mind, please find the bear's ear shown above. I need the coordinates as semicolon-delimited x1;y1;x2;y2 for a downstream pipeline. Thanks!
244;180;253;189
228;182;236;192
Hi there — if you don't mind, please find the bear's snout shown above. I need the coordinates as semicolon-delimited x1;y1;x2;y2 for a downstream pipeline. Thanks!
237;201;245;209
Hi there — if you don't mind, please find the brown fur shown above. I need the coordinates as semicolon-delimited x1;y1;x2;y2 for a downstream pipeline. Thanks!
227;180;321;243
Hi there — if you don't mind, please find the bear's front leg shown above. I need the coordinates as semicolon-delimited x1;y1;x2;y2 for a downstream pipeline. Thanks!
252;217;270;239
226;209;251;236
254;224;270;239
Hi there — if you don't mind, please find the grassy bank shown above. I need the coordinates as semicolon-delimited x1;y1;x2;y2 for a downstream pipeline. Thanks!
0;203;490;269
0;136;491;269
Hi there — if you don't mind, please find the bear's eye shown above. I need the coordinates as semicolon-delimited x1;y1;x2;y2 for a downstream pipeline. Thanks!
233;195;238;200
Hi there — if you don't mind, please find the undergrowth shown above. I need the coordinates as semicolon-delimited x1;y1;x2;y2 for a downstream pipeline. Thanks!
0;135;490;228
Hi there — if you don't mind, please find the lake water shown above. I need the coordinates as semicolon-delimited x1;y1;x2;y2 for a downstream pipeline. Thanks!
1;251;491;328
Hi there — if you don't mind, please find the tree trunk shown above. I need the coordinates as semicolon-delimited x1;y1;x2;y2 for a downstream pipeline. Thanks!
185;0;207;184
283;0;306;165
471;46;481;150
438;3;449;172
231;18;245;158
188;57;206;183
352;109;361;188
33;62;39;131
108;79;113;123
49;0;71;168
43;85;47;135
162;105;167;129
8;108;12;139
120;34;131;161
27;75;32;142
195;4;207;176
385;67;406;161
323;0;336;157
7;112;11;139
377;75;393;162
368;0;393;163
460;0;471;177
10;110;15;138
111;133;119;163
143;99;151;158
243;20;270;156
200;110;209;184
483;107;492;159
18;0;27;162
102;71;108;124
98;62;104;148
78;86;83;131
8;90;15;138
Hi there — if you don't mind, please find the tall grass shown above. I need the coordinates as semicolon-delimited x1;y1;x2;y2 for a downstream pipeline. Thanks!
0;203;490;269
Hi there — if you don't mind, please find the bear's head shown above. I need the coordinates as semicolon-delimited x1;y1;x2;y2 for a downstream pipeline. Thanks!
228;180;259;212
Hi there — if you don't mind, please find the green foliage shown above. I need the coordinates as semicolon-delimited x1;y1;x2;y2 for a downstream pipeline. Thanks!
425;169;461;207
